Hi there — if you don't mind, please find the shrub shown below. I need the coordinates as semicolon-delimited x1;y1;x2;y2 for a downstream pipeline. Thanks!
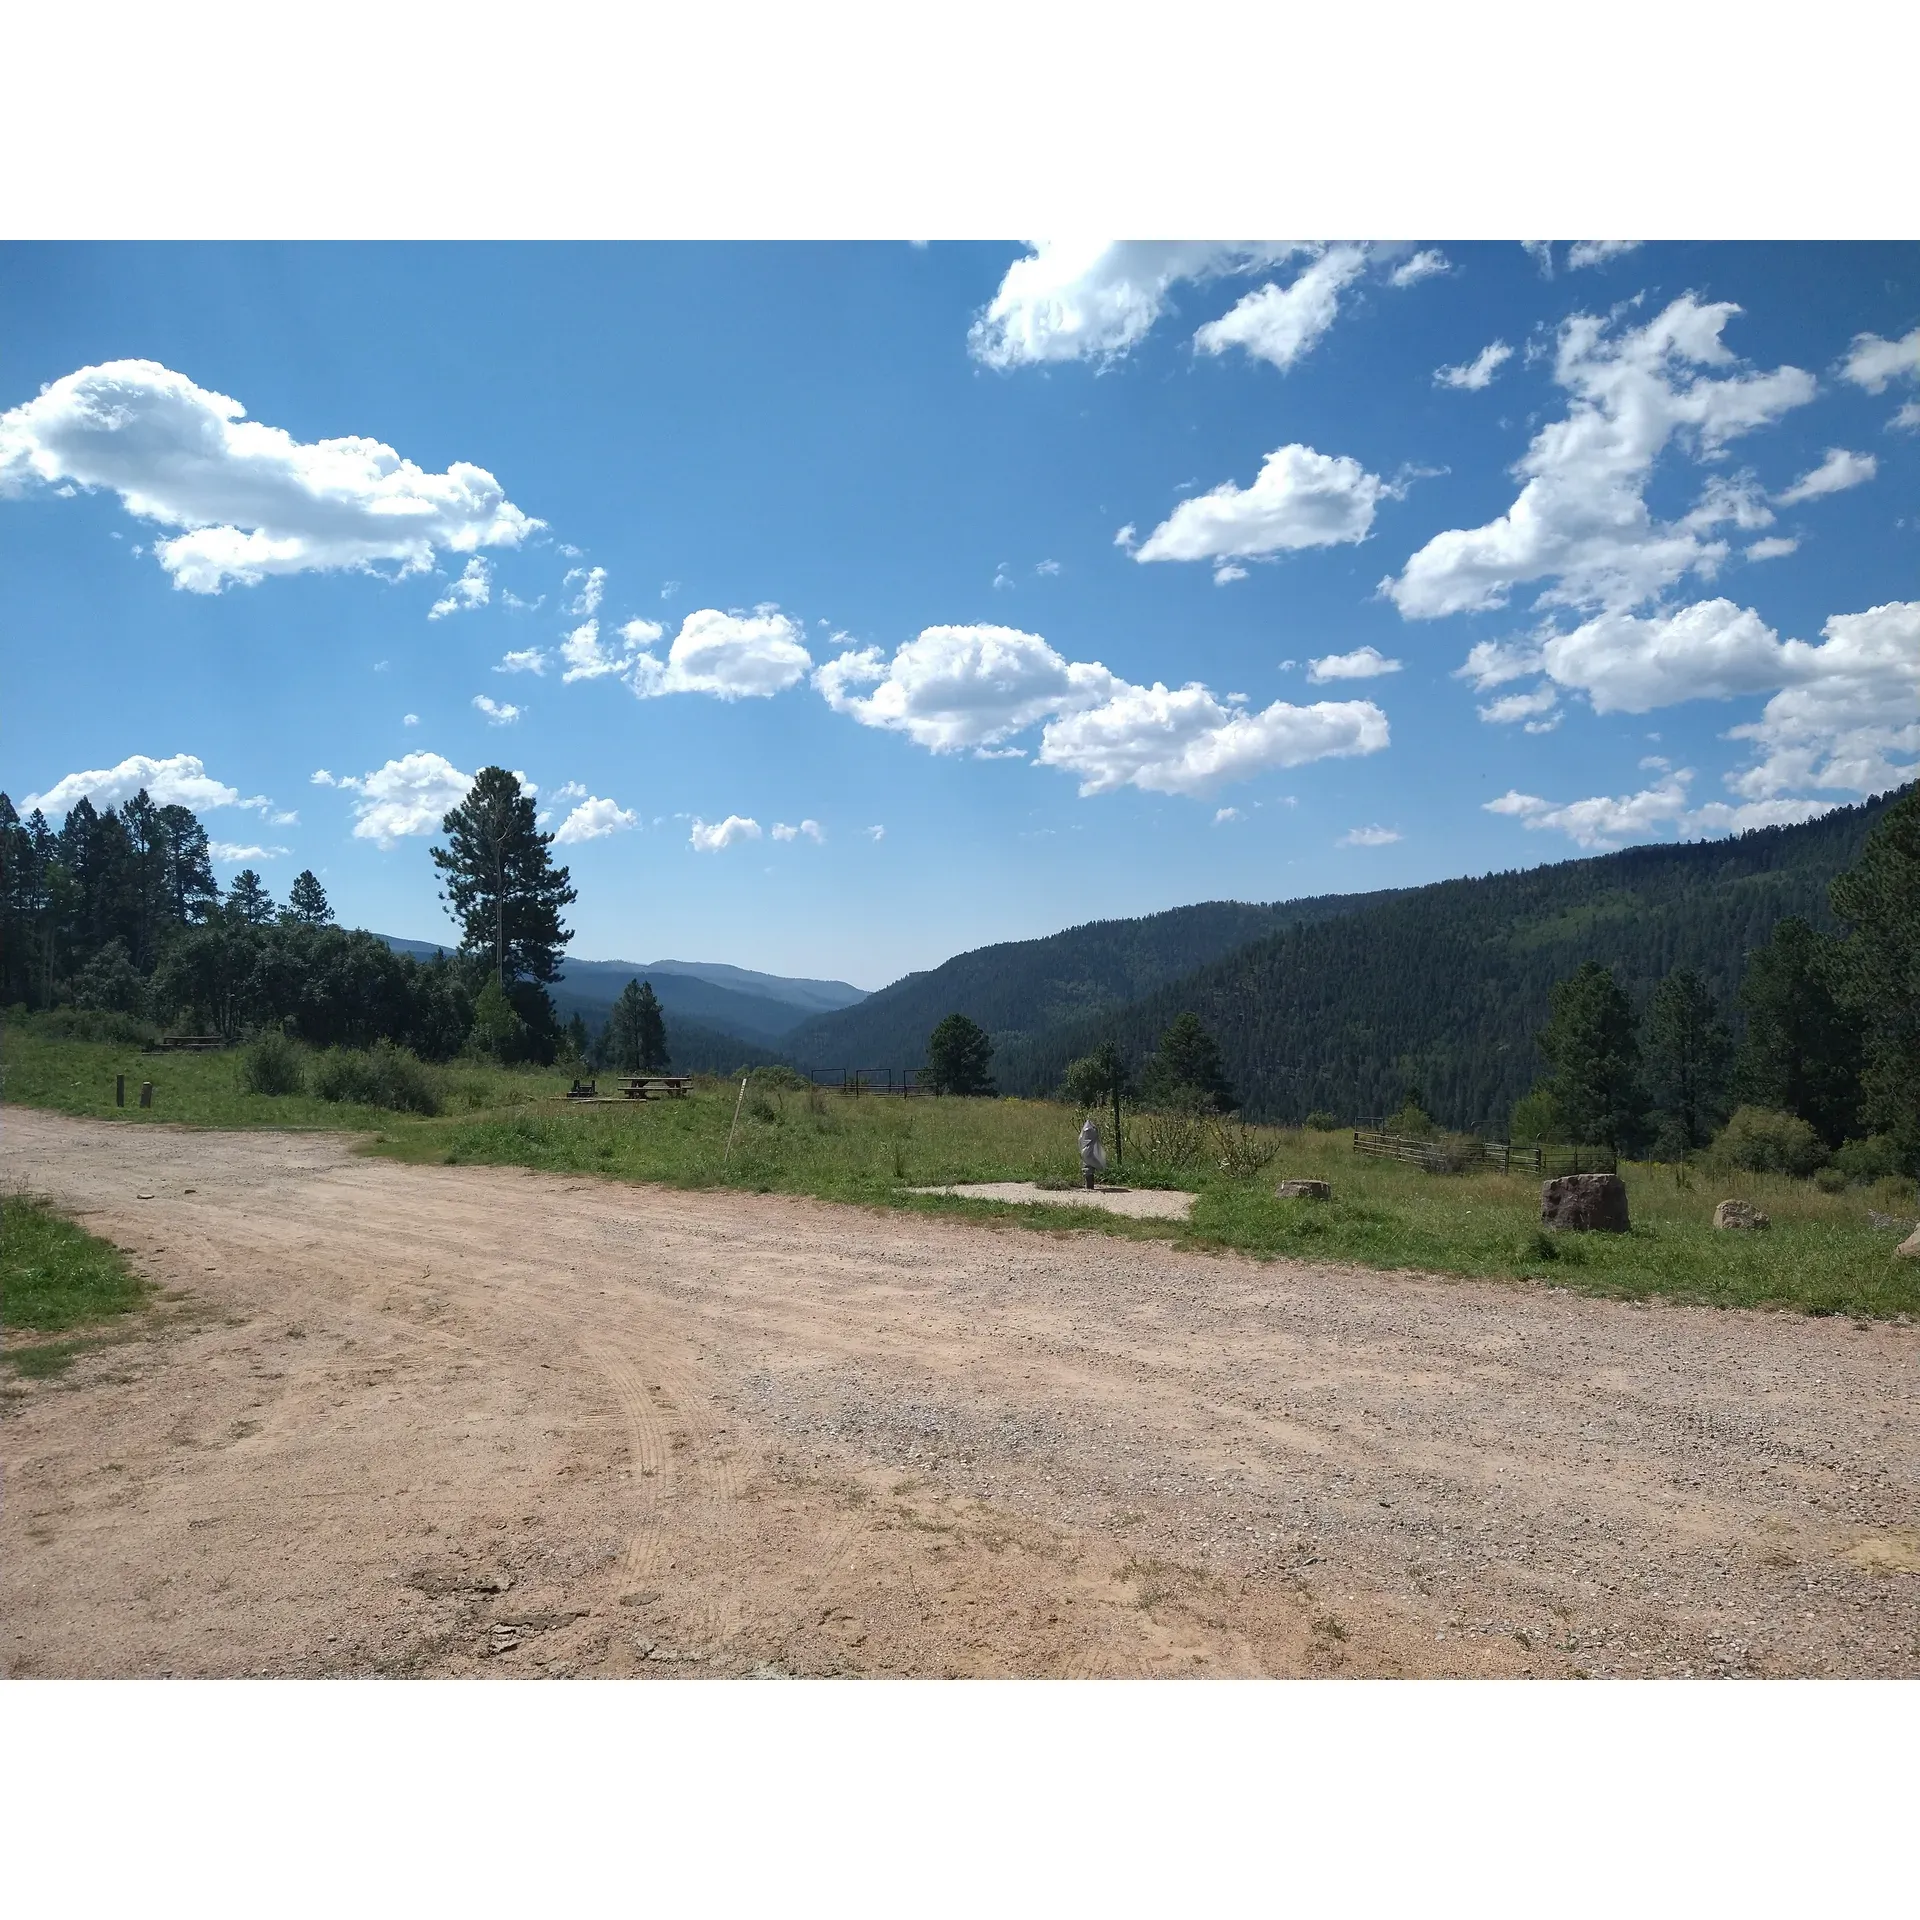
1813;1166;1849;1194
1302;1110;1342;1132
1423;1131;1485;1175
1708;1105;1827;1178
1383;1102;1435;1139
1832;1135;1903;1183
311;1041;442;1115
239;1031;306;1096
24;1006;157;1045
1509;1086;1561;1146
749;1065;810;1093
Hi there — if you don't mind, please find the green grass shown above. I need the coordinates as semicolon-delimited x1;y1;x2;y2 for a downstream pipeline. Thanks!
3;1191;152;1375
7;1029;1919;1319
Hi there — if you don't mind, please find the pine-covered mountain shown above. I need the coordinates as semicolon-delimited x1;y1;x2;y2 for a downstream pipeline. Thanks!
994;788;1911;1130
780;894;1399;1069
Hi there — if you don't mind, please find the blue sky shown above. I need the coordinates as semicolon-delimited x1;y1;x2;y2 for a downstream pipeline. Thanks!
3;240;1915;987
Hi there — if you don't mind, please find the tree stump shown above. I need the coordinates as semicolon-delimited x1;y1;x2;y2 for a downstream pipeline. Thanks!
1540;1172;1629;1232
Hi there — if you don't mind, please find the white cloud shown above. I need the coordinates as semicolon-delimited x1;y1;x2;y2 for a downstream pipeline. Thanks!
1894;402;1920;432
209;840;289;861
24;751;250;817
1388;249;1450;288
1192;245;1370;373
1566;241;1642;271
1434;340;1512;391
403;712;420;726
772;819;824;843
1538;598;1791;714
560;619;630;682
628;607;811;701
553;796;638;844
1036;684;1389;797
1746;536;1798;562
0;359;539;593
1113;523;1137;550
1308;645;1402;682
865;825;886;842
992;562;1015;590
816;623;1117;752
429;556;492;619
1522;241;1555;277
967;242;1300;368
1338;824;1401;846
1775;447;1877;505
1213;564;1248;585
1213;807;1243;824
1386;297;1817;621
472;695;520;726
496;648;547;675
331;752;473;849
1134;444;1388;566
1035;558;1061;576
1840;326;1920;395
688;814;761;852
564;565;606;617
1485;771;1833;850
1477;685;1562;730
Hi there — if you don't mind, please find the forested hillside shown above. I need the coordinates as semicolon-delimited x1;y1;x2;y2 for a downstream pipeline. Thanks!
995;789;1911;1128
780;893;1397;1069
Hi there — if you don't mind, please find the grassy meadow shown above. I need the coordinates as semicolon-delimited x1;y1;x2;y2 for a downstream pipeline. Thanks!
1;1191;152;1377
5;1026;1918;1319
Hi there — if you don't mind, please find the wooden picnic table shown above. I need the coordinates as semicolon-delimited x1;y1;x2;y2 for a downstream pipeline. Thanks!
623;1075;692;1100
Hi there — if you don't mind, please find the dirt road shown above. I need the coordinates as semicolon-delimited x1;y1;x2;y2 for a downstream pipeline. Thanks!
5;1109;1918;1678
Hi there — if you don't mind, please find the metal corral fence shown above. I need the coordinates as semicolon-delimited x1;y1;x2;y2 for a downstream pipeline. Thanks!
805;1067;927;1096
1351;1130;1617;1175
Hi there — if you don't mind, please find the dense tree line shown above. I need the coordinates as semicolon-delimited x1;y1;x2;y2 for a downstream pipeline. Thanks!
993;788;1909;1133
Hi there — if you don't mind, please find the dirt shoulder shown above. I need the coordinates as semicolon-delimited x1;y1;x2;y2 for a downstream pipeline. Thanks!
5;1109;1917;1678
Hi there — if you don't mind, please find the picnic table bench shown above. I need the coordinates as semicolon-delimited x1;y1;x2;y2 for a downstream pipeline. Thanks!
145;1034;229;1053
565;1078;599;1100
623;1075;692;1100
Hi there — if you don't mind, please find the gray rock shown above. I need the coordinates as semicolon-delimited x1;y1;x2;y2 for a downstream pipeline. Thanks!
1540;1172;1629;1233
1276;1179;1332;1201
1713;1200;1770;1231
1898;1225;1920;1260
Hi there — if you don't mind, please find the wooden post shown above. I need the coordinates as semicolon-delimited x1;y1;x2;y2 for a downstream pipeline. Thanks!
139;1081;154;1109
115;1074;125;1107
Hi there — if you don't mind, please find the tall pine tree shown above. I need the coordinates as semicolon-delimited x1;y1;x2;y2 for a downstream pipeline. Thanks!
1643;967;1732;1154
1733;916;1863;1146
430;768;576;988
1537;962;1647;1152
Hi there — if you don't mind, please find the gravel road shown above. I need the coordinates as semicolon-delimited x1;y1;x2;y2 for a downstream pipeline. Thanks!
5;1109;1917;1678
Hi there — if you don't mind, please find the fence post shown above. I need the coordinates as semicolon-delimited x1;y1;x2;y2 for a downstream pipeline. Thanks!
115;1074;125;1107
139;1081;153;1109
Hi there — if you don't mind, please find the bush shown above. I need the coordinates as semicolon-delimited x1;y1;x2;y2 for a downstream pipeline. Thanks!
1813;1166;1849;1194
20;1006;156;1045
1509;1086;1561;1146
1383;1102;1435;1139
1708;1105;1827;1178
1424;1131;1486;1175
1832;1135;1904;1183
311;1041;442;1115
749;1065;811;1093
239;1031;306;1096
1302;1110;1342;1132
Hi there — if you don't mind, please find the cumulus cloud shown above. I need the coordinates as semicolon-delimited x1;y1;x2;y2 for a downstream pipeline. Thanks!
815;624;1118;752
0;360;539;593
967;242;1301;368
1192;245;1370;373
865;825;886;841
496;648;547;675
688;814;761;852
403;712;420;727
560;618;640;682
553;796;638;844
429;556;492;619
324;752;474;849
209;840;289;861
1386;297;1817;621
1775;447;1876;504
1840;326;1919;395
472;695;520;725
1214;807;1243;824
1388;249;1450;288
628;607;812;701
1134;444;1388;567
1477;685;1563;731
564;565;606;616
1434;341;1512;391
772;819;824;842
1485;771;1832;849
1566;241;1642;271
1036;683;1389;797
1338;824;1401;846
23;751;255;817
1746;537;1798;562
1307;646;1402;682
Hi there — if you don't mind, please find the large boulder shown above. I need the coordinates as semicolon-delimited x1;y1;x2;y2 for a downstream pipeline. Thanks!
1898;1225;1920;1260
1540;1172;1629;1233
1275;1179;1332;1201
1713;1200;1770;1231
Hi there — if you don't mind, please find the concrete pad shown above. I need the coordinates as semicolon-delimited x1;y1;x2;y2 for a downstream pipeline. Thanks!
905;1182;1194;1220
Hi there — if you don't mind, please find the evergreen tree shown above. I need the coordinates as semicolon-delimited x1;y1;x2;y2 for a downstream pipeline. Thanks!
156;804;220;925
1062;1041;1132;1111
1643;967;1732;1155
72;938;147;1015
1139;1011;1235;1113
1828;784;1920;1169
284;869;334;927
467;974;530;1062
226;869;277;927
430;768;576;988
924;1012;995;1094
1537;962;1647;1151
562;1012;591;1064
606;978;669;1071
1733;916;1863;1147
